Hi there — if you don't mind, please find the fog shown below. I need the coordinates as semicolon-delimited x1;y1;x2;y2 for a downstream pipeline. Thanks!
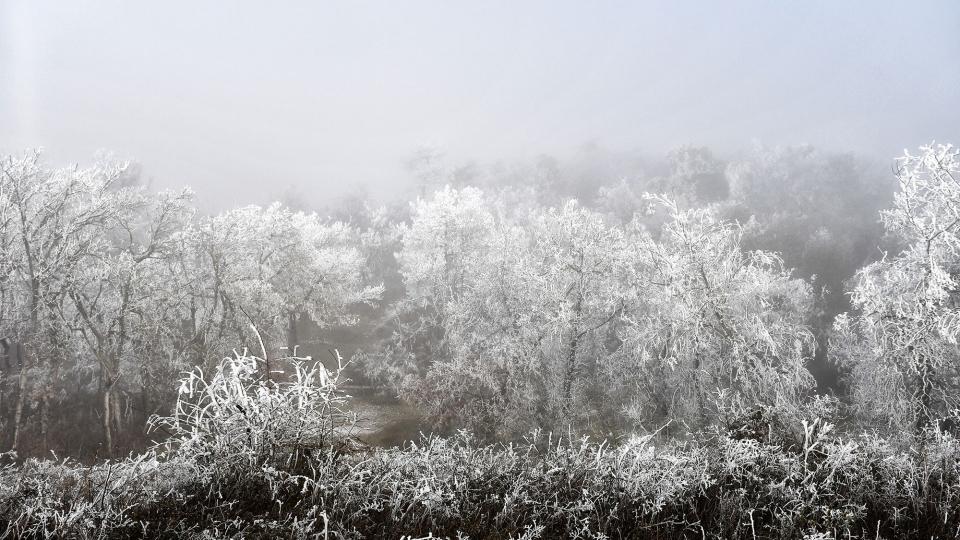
2;1;958;209
7;4;960;536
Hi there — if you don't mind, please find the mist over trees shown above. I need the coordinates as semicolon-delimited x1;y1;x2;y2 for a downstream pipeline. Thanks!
0;140;915;457
2;0;957;534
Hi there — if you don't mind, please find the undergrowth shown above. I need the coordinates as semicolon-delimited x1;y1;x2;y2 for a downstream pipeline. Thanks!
2;352;960;539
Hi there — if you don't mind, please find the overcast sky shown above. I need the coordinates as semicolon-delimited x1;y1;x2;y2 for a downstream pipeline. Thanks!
1;1;958;209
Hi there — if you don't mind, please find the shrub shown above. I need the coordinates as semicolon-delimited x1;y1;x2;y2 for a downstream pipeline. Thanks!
148;349;354;479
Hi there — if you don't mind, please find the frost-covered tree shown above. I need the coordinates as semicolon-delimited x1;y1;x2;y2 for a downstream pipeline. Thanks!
0;151;135;452
612;196;816;430
383;189;628;436
369;186;521;432
371;187;497;412
832;144;960;433
66;186;193;455
182;204;381;370
521;202;626;426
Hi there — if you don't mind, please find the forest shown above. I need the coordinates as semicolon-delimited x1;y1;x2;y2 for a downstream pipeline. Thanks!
1;141;959;538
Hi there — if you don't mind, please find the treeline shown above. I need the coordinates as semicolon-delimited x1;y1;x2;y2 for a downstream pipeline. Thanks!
0;141;948;460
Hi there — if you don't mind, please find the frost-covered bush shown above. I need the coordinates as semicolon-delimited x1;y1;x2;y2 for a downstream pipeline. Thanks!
149;348;354;480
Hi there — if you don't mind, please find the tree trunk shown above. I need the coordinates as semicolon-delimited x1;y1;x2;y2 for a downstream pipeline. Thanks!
562;275;585;419
11;343;26;453
915;348;934;434
114;392;123;433
287;311;298;355
102;382;114;458
560;250;588;427
264;349;273;383
562;330;580;411
140;371;151;433
39;394;49;454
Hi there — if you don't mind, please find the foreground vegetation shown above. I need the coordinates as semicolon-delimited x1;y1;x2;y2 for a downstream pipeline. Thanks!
3;352;960;539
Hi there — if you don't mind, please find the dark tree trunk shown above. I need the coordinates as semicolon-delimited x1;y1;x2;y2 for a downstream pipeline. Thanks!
915;348;934;434
562;258;585;420
287;311;299;355
39;394;49;454
11;343;26;453
102;383;114;458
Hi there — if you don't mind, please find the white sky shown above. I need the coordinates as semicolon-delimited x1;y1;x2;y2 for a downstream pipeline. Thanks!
1;0;958;209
